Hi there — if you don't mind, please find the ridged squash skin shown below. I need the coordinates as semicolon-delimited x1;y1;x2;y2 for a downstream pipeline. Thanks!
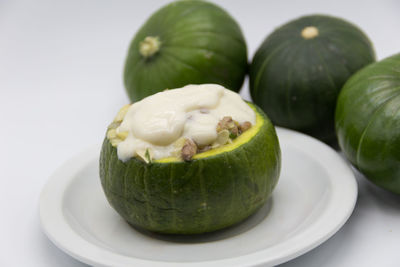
336;54;400;194
99;104;281;234
124;0;248;101
250;15;375;146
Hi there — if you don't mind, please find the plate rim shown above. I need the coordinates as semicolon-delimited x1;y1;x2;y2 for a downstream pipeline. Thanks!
39;127;358;267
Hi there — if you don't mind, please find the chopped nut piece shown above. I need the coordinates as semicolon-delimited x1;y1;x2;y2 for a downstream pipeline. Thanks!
144;149;152;163
217;116;239;138
173;137;186;149
181;138;197;161
113;104;130;123
136;148;153;163
107;121;120;130
216;129;230;145
110;139;122;147
217;116;233;132
116;131;129;140
239;121;252;133
230;125;238;137
107;129;117;139
171;137;186;157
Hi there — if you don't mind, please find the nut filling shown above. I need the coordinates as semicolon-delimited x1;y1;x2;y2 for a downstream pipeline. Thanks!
181;138;198;161
181;116;251;161
174;117;252;161
176;116;252;162
107;85;256;163
107;111;252;162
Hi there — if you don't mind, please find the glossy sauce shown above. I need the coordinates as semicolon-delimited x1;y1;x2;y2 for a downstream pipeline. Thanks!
116;84;255;161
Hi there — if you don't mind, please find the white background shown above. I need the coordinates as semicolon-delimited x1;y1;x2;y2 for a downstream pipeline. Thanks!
1;0;400;266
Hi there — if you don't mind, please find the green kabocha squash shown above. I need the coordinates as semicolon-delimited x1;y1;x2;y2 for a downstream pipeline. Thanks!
100;103;280;234
124;0;248;101
250;15;375;145
336;54;400;194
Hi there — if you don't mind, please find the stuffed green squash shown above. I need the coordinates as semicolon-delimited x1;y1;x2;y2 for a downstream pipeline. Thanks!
99;84;281;234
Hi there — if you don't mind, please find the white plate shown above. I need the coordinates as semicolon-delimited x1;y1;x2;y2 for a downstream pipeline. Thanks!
39;128;357;267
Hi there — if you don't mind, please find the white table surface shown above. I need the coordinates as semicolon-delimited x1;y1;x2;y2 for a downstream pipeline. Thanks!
1;0;399;266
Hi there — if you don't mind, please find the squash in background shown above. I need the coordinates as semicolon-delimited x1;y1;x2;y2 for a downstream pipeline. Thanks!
250;15;375;146
124;0;248;101
336;54;400;194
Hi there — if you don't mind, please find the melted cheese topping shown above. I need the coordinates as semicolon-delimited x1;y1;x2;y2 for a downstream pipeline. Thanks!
116;84;255;161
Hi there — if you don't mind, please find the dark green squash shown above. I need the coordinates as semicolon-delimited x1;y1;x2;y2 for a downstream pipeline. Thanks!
249;15;375;146
336;54;400;194
124;0;248;101
99;103;281;234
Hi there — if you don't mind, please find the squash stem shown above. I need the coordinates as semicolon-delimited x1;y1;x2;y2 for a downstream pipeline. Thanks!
139;36;161;58
301;26;319;39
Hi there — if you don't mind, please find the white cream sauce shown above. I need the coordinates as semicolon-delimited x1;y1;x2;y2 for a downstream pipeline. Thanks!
116;84;255;161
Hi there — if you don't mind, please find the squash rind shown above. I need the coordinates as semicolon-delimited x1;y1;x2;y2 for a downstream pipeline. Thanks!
99;104;281;234
335;53;400;194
